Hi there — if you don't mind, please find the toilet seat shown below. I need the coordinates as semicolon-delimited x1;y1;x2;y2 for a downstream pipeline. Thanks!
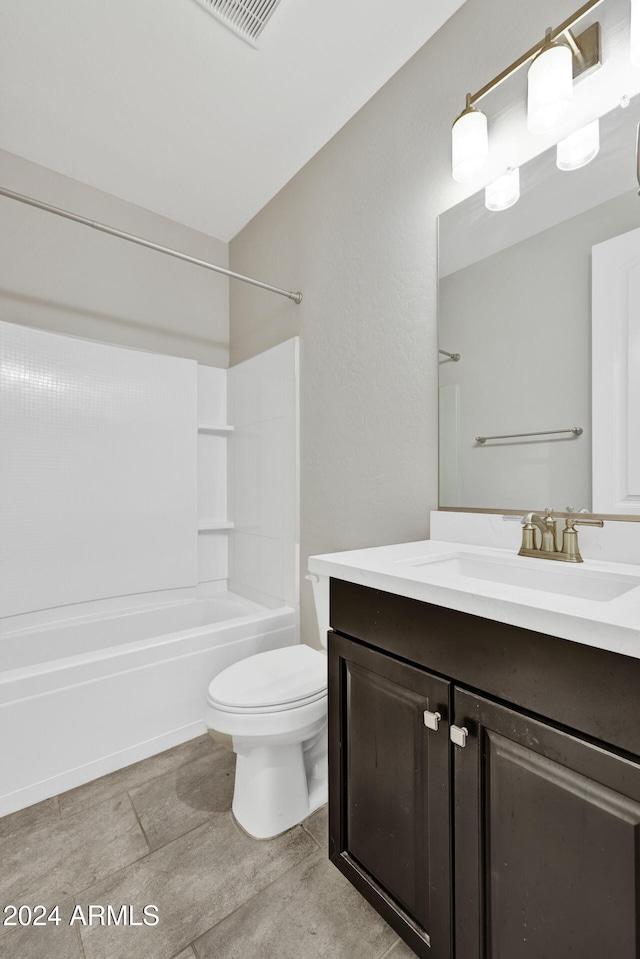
207;644;327;714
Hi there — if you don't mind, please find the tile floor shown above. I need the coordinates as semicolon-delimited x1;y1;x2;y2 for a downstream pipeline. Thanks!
0;734;416;959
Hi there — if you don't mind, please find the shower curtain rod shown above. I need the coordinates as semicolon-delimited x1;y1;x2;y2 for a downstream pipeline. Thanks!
0;186;303;304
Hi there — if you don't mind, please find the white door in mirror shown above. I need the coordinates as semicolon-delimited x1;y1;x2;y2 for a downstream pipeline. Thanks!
592;226;640;514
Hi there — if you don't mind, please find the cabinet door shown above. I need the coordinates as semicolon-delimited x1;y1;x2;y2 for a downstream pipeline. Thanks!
453;687;640;959
328;631;452;959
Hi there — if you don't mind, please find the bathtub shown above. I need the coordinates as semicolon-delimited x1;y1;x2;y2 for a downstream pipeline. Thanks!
0;592;297;816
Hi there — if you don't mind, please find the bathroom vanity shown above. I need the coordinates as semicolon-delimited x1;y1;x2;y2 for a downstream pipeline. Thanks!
309;540;640;959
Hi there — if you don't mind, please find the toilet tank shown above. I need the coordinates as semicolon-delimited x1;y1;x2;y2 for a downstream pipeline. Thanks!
307;573;330;649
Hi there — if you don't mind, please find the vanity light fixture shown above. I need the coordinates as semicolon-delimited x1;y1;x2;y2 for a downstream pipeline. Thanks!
556;118;600;169
485;167;520;211
527;32;574;134
452;95;489;183
451;0;603;181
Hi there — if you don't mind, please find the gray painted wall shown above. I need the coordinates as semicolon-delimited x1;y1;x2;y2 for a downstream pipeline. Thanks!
229;0;582;646
0;149;229;366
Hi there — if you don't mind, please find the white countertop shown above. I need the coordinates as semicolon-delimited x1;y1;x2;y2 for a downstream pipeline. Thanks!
308;539;640;661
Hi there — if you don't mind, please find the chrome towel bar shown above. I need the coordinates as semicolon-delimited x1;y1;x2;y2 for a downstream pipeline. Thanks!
476;427;583;444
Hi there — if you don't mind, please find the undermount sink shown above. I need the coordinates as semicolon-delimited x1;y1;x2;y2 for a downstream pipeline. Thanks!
404;552;640;602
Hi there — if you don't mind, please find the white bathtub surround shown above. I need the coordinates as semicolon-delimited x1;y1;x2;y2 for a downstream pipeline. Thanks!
0;320;197;619
228;338;299;610
0;593;297;817
0;326;302;816
197;339;300;600
0;322;300;619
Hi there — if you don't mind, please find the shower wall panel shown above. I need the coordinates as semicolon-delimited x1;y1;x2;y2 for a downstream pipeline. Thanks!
0;320;197;618
227;337;298;609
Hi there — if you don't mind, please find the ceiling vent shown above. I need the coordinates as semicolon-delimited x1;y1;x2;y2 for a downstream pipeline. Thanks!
194;0;285;46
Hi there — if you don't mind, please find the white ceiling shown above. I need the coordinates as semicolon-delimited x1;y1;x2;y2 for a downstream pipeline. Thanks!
0;0;466;241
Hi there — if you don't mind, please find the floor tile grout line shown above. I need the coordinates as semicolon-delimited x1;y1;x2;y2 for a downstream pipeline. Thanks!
71;842;159;902
170;944;197;959
189;842;323;951
70;806;235;902
145;809;218;853
73;831;319;959
70;807;168;903
73;906;88;959
378;938;404;959
125;789;153;854
301;820;325;851
0;797;67;842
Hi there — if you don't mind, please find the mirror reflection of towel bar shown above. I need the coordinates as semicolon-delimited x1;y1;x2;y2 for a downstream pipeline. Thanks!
476;427;583;444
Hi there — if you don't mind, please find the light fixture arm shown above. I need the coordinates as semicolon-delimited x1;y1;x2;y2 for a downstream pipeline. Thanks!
465;0;603;110
562;28;585;66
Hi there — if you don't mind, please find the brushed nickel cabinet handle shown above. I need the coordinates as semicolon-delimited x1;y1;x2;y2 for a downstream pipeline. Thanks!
450;725;469;747
423;710;442;731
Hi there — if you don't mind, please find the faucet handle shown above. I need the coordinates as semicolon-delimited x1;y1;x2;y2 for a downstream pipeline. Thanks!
519;514;538;551
561;516;604;562
564;516;604;529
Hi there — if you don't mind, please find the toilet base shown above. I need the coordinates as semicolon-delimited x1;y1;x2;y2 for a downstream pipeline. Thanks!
231;725;327;839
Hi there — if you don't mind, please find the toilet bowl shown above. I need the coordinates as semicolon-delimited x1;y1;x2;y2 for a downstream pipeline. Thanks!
204;640;328;839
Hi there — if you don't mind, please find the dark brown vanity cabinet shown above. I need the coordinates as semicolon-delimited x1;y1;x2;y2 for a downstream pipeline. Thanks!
453;689;640;959
328;631;452;958
328;579;640;959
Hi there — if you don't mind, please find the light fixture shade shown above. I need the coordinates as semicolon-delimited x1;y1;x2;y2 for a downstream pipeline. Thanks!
485;168;520;211
527;41;573;134
556;119;600;170
632;0;640;65
451;107;489;183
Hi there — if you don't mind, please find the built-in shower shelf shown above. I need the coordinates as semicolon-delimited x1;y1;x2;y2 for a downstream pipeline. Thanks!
198;521;234;531
197;424;234;433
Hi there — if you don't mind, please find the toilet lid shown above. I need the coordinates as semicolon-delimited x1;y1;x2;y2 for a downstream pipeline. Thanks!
207;644;327;711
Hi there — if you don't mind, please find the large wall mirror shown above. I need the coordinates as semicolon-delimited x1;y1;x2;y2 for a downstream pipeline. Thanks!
438;93;640;518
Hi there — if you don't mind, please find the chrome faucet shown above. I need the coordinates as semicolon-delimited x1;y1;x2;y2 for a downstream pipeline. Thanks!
518;509;603;563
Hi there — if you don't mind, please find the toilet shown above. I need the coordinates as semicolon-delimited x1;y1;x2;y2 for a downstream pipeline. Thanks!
204;580;330;839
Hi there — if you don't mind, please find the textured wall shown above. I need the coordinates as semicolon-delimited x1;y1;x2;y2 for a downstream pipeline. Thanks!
0;149;229;366
229;0;580;645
